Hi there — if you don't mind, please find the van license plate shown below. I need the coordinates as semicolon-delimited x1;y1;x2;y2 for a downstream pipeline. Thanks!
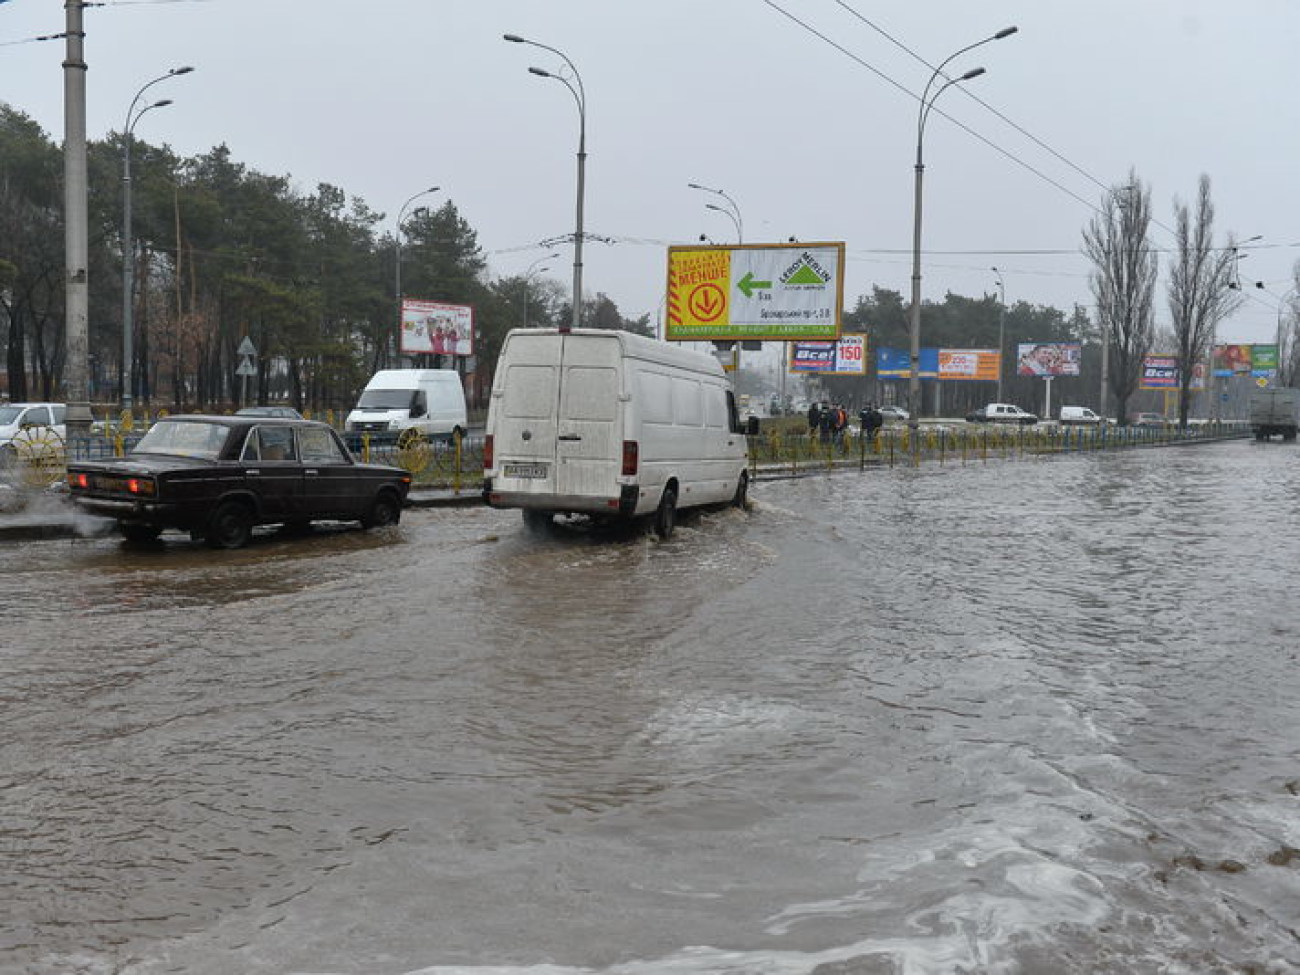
504;463;548;479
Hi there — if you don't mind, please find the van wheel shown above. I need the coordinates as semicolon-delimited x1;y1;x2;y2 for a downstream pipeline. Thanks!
732;471;749;509
522;509;552;533
361;492;401;529
654;487;677;539
205;501;254;549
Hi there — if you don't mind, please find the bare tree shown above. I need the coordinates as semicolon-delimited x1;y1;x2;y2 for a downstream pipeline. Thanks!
1167;175;1241;426
1279;261;1300;387
1083;171;1157;423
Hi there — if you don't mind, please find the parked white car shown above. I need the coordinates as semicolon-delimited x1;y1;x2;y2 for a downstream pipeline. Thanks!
1059;405;1103;426
0;402;67;462
966;403;1039;425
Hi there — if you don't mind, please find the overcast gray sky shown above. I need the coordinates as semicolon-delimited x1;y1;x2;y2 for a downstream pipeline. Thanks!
3;0;1297;345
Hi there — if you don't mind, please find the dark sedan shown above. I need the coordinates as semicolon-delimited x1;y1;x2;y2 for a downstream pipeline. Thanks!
66;415;412;548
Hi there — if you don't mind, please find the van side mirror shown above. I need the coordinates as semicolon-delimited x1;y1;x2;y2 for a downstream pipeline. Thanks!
745;416;760;436
409;391;427;418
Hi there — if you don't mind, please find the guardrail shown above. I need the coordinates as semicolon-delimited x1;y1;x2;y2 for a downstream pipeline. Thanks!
746;420;1251;475
2;420;1251;498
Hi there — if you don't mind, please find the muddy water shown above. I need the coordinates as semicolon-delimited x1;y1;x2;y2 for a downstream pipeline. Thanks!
3;441;1298;974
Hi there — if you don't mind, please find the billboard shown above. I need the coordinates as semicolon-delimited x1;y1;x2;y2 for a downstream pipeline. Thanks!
1016;342;1081;377
1214;343;1278;378
789;335;866;374
877;346;938;379
400;299;474;356
938;349;999;381
1141;355;1179;389
665;243;846;341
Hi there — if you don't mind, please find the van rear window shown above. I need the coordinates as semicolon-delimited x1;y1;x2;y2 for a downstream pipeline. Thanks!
561;366;617;421
503;365;558;419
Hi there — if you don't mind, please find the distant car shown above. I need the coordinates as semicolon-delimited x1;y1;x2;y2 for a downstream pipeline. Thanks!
1130;412;1171;428
1059;405;1103;426
236;405;304;419
0;402;67;462
66;415;411;548
878;405;909;422
966;403;1039;425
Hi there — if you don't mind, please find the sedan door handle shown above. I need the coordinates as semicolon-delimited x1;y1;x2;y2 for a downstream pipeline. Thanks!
557;434;582;441
304;469;319;476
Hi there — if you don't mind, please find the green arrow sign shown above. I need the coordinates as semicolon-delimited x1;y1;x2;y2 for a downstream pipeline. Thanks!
737;271;772;298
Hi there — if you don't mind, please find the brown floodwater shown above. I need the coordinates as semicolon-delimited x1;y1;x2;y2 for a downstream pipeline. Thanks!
3;440;1298;974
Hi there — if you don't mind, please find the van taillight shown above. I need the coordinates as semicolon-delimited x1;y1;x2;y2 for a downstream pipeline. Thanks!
483;434;494;470
621;440;638;476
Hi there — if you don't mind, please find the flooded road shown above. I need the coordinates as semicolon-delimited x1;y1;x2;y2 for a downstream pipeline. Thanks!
4;441;1299;974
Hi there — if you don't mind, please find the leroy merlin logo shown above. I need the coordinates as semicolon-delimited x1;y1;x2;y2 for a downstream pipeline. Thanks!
780;252;832;288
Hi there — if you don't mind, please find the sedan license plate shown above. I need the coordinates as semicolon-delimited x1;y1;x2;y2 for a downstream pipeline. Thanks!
504;462;548;479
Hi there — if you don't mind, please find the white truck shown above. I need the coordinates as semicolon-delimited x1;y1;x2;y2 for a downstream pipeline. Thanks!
1248;387;1300;441
482;328;753;538
344;369;467;441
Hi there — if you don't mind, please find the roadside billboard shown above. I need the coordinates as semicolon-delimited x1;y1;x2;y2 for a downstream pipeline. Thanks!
1213;343;1278;377
789;335;866;374
1141;355;1179;389
1016;342;1081;377
665;243;846;341
938;349;999;381
400;299;474;356
877;346;938;379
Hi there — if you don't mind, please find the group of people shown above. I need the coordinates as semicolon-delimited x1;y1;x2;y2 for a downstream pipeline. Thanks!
806;401;885;444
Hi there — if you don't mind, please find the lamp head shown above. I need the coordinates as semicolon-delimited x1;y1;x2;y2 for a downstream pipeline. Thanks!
152;98;173;109
529;66;552;78
503;34;525;43
171;66;195;76
961;67;986;81
994;26;1018;39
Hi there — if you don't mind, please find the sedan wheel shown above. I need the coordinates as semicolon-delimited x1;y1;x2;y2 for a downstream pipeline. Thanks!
361;492;401;530
205;501;254;549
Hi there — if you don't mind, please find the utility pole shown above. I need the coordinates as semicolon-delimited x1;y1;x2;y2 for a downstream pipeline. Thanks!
63;0;93;438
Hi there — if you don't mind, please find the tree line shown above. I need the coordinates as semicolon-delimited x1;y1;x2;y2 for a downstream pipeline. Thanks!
4;102;1296;421
0;104;649;413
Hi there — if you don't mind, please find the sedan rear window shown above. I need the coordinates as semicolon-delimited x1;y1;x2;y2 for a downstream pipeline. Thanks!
133;420;230;460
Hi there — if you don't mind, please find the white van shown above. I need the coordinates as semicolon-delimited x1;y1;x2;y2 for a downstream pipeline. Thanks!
1059;405;1103;426
483;328;753;537
345;369;467;441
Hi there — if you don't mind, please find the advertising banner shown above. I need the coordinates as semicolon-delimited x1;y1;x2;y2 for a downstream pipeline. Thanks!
877;346;938;379
790;335;866;374
1212;343;1278;378
1016;342;1081;377
400;299;474;356
1141;355;1179;389
938;348;999;381
665;243;845;341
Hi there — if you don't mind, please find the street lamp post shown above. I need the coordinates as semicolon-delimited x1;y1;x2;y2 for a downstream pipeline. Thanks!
688;182;744;244
394;186;440;362
1256;281;1299;384
505;34;586;333
907;27;1016;434
522;252;559;327
991;266;1006;402
121;66;192;409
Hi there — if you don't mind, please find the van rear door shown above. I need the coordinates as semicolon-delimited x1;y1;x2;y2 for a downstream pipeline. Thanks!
494;333;563;487
553;333;621;500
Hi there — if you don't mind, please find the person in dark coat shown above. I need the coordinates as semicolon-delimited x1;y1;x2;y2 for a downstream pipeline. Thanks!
860;403;883;442
807;401;822;437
